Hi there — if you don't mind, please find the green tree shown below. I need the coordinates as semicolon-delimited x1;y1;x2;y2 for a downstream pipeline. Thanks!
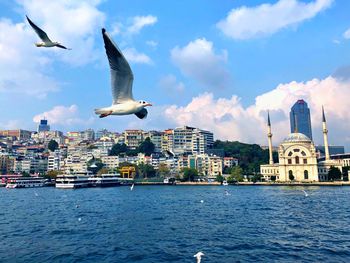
22;171;30;177
87;158;104;174
216;174;224;183
227;166;243;182
158;163;170;178
138;163;156;178
45;170;60;179
328;166;342;181
97;167;109;175
182;167;198;182
251;174;262;183
48;140;59;152
342;166;349;181
137;137;155;156
109;143;128;156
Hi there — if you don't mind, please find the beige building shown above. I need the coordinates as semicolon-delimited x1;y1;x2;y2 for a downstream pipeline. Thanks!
260;108;342;182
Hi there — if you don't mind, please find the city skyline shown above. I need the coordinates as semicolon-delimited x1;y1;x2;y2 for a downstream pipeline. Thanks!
0;0;350;149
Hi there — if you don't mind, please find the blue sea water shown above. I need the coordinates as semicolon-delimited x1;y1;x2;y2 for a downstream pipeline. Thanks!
1;186;350;262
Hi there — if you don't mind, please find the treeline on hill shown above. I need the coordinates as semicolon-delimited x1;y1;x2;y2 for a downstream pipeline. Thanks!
213;140;278;175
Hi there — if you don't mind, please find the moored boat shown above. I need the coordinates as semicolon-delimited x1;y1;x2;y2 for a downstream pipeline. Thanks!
55;172;90;189
88;173;122;187
6;177;45;188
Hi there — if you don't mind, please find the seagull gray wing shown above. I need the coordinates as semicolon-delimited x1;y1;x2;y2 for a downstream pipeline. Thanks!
102;28;134;104
26;16;52;43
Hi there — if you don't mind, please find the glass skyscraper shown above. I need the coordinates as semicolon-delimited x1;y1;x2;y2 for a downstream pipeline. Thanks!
290;99;312;139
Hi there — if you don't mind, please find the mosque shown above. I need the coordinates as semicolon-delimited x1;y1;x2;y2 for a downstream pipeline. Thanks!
260;107;342;182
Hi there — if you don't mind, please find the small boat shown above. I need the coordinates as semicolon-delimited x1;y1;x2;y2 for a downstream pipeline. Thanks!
6;177;45;188
222;180;228;186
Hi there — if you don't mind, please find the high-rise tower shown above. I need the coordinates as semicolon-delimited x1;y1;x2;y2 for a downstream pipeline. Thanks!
38;119;50;132
267;111;273;165
290;99;312;139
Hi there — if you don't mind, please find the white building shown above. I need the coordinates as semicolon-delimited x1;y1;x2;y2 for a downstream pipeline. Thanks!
260;108;342;182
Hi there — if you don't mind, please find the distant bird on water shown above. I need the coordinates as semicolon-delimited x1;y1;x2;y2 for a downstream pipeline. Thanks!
130;183;134;191
302;190;309;197
94;28;152;119
26;15;71;49
194;252;204;263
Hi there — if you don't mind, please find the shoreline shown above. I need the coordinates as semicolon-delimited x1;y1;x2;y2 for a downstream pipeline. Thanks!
134;181;350;186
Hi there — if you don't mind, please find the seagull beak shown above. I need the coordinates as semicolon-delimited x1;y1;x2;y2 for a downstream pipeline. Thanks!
145;103;152;106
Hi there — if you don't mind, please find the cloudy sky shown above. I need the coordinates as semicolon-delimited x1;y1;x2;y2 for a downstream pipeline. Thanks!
1;0;350;149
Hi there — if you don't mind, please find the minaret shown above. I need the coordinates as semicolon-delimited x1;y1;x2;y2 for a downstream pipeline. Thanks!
322;106;330;161
267;111;274;165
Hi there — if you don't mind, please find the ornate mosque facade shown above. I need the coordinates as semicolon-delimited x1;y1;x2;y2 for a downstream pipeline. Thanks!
260;107;342;182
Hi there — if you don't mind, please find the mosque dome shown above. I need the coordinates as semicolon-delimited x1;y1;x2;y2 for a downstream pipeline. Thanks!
282;133;312;143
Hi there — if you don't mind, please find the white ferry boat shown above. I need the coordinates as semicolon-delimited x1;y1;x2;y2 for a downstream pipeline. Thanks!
55;173;91;189
6;177;45;188
88;173;122;187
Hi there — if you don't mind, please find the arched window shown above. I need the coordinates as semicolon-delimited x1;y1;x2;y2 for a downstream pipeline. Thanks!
295;156;299;164
301;151;306;156
288;151;293;156
288;170;294;181
304;170;308;180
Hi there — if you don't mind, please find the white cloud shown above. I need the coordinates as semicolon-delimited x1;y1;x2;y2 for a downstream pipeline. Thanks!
111;15;158;36
171;38;230;90
0;18;59;98
343;28;350;39
127;15;157;35
20;0;105;65
146;40;158;48
122;47;153;64
0;120;22;130
0;1;105;98
162;76;350;149
217;0;333;40
158;74;185;93
33;105;94;126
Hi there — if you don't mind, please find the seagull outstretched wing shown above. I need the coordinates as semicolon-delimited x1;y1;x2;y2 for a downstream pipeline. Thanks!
26;15;52;43
102;28;134;104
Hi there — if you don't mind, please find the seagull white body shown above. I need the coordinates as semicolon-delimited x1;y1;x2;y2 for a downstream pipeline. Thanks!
302;190;309;197
26;16;70;50
130;183;134;191
95;28;152;119
194;252;204;263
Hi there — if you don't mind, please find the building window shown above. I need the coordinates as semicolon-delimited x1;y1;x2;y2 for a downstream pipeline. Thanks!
303;159;307;164
293;149;300;152
304;170;308;180
288;170;294;180
288;151;293;156
295;156;299;164
288;159;292;164
301;151;306;156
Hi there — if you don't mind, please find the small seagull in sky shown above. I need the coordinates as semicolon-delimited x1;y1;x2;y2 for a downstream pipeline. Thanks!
94;28;152;119
200;200;204;203
26;15;71;49
194;252;204;263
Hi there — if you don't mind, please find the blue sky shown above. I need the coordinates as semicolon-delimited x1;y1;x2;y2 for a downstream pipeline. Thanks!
1;0;350;148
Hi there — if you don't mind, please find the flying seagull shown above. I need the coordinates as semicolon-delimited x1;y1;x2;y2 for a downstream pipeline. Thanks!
302;190;309;197
94;28;152;119
194;252;204;263
26;15;70;49
130;183;134;191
